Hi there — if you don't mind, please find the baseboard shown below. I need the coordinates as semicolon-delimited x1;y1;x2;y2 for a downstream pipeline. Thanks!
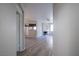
17;48;26;56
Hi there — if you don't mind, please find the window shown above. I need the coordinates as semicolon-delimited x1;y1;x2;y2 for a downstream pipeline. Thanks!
33;26;36;30
50;24;53;31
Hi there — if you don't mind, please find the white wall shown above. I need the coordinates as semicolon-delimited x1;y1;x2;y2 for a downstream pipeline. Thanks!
37;20;43;37
0;4;16;56
53;3;79;56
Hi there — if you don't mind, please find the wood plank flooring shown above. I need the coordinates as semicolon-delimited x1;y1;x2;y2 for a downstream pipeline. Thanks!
18;35;53;56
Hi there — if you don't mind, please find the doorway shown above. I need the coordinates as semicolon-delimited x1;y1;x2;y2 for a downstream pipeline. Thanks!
25;24;37;38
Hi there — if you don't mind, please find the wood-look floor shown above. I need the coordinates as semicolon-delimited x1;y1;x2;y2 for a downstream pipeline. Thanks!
18;35;53;56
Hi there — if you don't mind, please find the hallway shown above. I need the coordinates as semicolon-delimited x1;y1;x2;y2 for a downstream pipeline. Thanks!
18;35;53;56
17;3;53;56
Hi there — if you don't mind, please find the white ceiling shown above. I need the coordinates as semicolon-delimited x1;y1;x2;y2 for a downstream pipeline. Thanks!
23;3;53;21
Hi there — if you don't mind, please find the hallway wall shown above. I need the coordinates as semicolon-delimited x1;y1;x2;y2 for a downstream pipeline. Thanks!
0;4;16;56
53;3;79;56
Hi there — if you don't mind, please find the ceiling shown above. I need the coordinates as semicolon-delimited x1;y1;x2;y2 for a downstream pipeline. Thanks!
22;3;53;21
